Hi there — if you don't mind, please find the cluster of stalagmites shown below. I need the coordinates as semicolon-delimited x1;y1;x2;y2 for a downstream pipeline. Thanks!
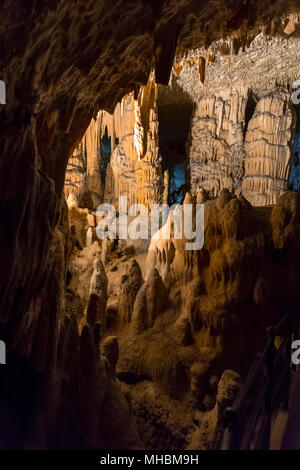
61;187;300;450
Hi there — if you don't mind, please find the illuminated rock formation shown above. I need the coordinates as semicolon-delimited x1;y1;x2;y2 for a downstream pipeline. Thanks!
187;370;241;450
145;191;300;381
1;0;300;452
85;258;108;327
66;35;300;210
242;90;295;205
65;116;102;198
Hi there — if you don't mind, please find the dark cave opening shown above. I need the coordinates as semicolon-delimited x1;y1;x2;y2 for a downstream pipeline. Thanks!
157;88;194;205
289;103;300;191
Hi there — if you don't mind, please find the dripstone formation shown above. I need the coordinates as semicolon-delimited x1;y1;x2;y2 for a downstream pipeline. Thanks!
0;0;300;451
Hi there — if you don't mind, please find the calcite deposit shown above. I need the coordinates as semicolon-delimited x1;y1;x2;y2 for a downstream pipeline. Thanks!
67;34;300;209
1;0;300;453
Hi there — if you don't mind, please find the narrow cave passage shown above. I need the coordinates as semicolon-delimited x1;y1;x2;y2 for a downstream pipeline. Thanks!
289;104;300;191
157;87;194;205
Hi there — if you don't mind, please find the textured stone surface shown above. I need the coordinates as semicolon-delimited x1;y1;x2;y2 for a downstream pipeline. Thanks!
242;90;295;205
189;86;249;198
187;370;241;450
131;269;169;334
188;86;296;205
64;116;102;198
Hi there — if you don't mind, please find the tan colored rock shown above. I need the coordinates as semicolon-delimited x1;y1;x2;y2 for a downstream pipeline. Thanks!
3;0;300;450
87;213;96;227
79;190;102;211
119;259;144;324
163;170;169;204
86;227;93;247
65;115;102;199
101;238;112;266
103;162;115;204
188;87;248;198
190;360;212;403
67;192;79;209
187;370;241;450
271;191;300;250
196;187;208;204
85;258;108;327
102;336;119;375
198;57;206;85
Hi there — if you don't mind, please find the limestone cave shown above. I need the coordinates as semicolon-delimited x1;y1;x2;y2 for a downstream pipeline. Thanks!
1;0;300;455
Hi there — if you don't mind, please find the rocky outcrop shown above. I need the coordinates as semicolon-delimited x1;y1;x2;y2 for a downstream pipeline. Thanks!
173;33;300;206
106;80;163;208
55;319;140;450
188;86;296;205
110;141;138;206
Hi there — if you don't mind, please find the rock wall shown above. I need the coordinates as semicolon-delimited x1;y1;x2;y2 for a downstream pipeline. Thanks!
242;90;295;205
145;190;300;369
65;111;111;200
188;86;249;198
